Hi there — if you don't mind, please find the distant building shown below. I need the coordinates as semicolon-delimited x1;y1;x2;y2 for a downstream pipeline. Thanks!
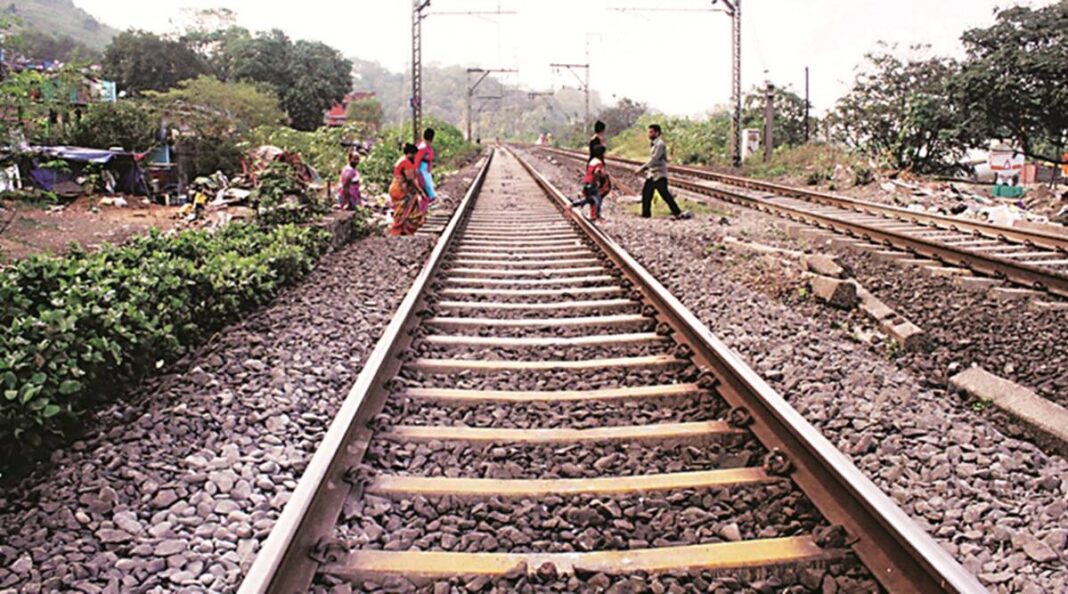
324;92;376;127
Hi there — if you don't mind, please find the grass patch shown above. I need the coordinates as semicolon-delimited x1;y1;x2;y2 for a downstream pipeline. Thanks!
742;144;868;184
623;197;731;218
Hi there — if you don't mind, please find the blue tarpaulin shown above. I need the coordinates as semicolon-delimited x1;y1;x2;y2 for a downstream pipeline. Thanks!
27;146;149;195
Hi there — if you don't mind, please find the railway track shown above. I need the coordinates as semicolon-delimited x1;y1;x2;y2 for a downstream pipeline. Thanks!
240;148;986;593
538;146;1068;300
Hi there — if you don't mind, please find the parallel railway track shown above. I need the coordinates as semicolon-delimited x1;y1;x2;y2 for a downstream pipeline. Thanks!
240;148;986;593
538;146;1068;300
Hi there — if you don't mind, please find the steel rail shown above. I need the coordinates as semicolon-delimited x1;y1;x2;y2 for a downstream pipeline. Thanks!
508;146;988;594
539;145;1068;252
237;151;494;594
539;146;1068;299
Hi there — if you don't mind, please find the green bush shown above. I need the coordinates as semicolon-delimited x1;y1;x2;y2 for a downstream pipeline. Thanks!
251;161;330;226
244;122;374;182
65;101;158;151
0;222;331;475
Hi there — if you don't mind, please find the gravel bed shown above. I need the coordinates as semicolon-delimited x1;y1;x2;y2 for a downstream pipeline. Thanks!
842;249;1068;407
0;158;484;593
337;484;824;553
314;561;875;594
381;390;728;430
367;435;762;479
515;148;1068;593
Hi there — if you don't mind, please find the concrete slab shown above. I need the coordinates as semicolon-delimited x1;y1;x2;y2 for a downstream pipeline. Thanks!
1029;300;1068;312
810;275;858;309
797;228;834;243
989;287;1044;302
881;318;926;352
784;224;808;240
953;276;1002;292
804;254;845;278
950;367;1068;457
852;284;925;351
923;266;970;278
854;285;895;321
899;258;934;268
829;236;870;250
872;250;908;263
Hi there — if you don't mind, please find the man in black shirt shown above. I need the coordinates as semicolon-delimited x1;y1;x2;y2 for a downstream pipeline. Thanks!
588;120;606;161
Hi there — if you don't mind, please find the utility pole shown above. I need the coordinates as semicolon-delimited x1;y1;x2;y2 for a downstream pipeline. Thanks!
411;0;430;144
763;81;774;162
610;1;741;166
550;63;590;134
804;66;811;144
410;1;515;143
466;68;516;141
722;0;742;167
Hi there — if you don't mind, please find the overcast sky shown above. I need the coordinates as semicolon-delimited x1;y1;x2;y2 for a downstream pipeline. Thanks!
74;0;1052;116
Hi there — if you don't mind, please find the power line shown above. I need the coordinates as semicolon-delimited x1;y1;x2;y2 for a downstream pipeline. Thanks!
609;1;743;167
410;1;516;143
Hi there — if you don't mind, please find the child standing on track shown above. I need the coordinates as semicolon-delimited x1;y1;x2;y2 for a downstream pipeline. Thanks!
571;144;612;222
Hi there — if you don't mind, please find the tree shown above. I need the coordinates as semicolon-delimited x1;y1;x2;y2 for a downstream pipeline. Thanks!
346;97;383;130
65;101;157;151
101;30;209;95
952;2;1068;165
19;30;99;63
827;46;978;174
146;76;285;132
598;98;646;140
284;40;353;131
222;30;351;131
743;86;812;149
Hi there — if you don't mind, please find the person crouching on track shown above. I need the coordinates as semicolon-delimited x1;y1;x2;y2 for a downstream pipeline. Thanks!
415;128;437;207
635;124;691;221
571;144;612;222
389;143;430;236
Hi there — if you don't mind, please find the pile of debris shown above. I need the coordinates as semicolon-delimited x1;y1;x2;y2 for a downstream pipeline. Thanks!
872;178;1068;230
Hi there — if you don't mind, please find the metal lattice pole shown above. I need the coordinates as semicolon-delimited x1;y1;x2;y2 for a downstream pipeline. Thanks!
731;0;742;167
411;1;426;144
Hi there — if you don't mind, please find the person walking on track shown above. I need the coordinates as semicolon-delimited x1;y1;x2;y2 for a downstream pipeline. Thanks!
571;143;611;222
589;120;606;162
635;124;691;220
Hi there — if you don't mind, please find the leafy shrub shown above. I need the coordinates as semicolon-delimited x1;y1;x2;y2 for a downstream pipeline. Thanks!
805;169;831;186
853;166;875;186
244;122;373;182
0;222;330;475
65;101;158;152
251;161;329;226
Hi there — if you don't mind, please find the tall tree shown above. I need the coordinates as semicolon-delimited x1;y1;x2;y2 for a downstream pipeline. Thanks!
222;30;351;131
102;30;209;95
597;98;646;140
743;86;812;149
285;40;353;131
952;2;1068;165
346;97;383;130
827;46;978;174
146;76;285;133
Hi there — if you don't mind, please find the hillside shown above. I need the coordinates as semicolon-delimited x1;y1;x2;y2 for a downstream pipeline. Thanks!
3;0;116;52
